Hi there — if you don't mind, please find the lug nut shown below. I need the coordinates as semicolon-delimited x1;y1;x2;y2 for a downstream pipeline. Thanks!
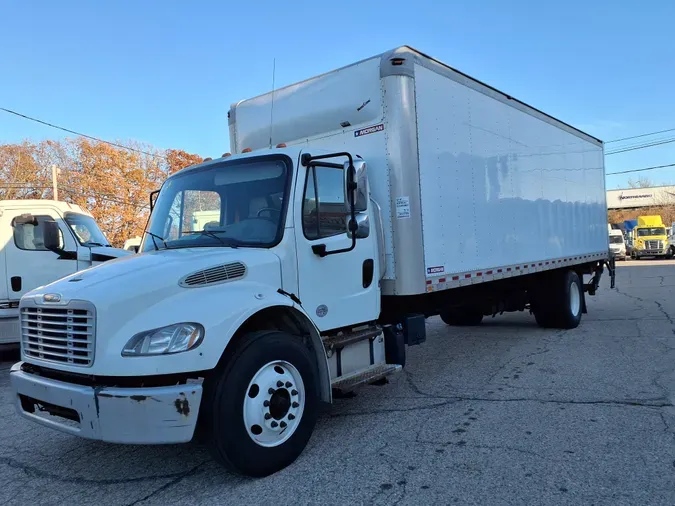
268;388;275;395
291;389;298;396
265;413;271;420
277;381;284;387
263;400;270;407
288;413;295;420
280;421;287;428
271;421;278;428
285;381;292;388
292;402;299;408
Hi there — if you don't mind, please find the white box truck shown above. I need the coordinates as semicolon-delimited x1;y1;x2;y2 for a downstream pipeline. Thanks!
0;200;130;346
10;47;613;476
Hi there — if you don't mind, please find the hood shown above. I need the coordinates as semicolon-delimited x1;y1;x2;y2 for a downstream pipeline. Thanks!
90;245;133;261
21;247;284;375
33;247;280;298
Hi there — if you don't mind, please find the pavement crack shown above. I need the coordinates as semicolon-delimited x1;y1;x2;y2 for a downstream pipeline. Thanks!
454;395;672;409
403;370;453;399
486;343;554;386
125;461;208;506
0;456;207;486
660;412;675;437
653;300;675;336
330;396;673;418
330;399;456;418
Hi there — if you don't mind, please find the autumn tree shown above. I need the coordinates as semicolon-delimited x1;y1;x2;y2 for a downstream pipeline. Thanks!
0;138;203;247
165;149;203;175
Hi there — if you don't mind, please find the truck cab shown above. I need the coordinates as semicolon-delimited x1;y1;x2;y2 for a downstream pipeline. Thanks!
0;200;130;345
630;215;669;259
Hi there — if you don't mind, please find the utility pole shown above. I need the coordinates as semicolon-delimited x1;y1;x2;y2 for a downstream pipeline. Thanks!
51;165;60;201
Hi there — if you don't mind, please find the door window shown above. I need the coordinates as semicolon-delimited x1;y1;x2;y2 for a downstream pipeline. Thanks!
302;166;347;240
12;215;64;251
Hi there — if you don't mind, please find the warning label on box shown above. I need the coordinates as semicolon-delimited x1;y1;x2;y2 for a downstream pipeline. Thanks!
395;196;410;219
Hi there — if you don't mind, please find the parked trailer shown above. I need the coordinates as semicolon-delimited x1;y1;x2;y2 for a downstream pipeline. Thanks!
10;46;614;476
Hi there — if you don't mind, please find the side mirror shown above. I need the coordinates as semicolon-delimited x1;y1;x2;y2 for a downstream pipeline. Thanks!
343;160;369;213
346;213;370;239
43;220;62;252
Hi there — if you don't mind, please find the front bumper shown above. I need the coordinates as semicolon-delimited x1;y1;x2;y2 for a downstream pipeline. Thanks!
10;362;203;444
634;249;666;257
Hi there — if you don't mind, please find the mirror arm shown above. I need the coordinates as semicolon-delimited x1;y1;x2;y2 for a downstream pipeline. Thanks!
302;152;359;258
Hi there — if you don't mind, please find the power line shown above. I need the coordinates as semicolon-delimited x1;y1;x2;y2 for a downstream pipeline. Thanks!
605;137;675;155
606;127;675;144
606;162;675;176
0;182;150;208
0;107;166;160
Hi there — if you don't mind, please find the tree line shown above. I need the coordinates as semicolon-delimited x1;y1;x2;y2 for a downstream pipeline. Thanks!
0;138;203;247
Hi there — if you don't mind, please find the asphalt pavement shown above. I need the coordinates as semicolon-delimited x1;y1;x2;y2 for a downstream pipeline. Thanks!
1;260;674;505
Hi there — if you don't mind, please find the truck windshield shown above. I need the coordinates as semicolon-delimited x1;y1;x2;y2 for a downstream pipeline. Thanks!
142;156;291;252
609;236;624;244
637;227;665;236
64;212;111;247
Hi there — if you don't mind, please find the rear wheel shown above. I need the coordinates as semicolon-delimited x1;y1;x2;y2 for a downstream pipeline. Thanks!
439;308;483;326
531;270;583;329
202;330;319;477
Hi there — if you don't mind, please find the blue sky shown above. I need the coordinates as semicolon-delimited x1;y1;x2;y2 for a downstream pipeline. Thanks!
1;0;674;189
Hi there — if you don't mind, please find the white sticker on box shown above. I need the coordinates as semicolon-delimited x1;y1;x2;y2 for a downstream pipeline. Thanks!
395;196;410;219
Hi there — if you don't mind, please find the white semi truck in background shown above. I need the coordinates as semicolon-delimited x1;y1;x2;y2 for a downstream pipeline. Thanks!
10;47;613;476
0;200;129;346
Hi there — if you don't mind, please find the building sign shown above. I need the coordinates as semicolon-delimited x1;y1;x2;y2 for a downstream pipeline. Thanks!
607;186;675;209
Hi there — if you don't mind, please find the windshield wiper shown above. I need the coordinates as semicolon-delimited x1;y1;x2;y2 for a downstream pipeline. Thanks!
85;241;107;247
183;230;243;248
145;231;169;250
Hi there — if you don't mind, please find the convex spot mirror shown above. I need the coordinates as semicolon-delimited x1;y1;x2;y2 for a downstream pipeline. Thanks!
343;160;369;213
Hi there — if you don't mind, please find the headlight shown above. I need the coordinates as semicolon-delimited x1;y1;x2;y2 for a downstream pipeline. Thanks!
122;323;204;356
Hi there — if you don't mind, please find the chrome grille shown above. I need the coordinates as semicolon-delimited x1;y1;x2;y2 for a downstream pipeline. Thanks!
21;303;95;367
180;262;247;287
645;240;662;250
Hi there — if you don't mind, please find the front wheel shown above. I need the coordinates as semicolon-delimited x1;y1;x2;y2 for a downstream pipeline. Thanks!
202;331;319;477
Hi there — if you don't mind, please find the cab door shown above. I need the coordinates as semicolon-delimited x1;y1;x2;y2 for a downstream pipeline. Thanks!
293;155;380;332
4;209;79;298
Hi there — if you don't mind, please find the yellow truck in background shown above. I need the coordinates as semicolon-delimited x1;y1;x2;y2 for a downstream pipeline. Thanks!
630;215;671;259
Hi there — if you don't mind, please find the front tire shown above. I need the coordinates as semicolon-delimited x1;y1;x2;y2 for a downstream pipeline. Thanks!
202;331;319;477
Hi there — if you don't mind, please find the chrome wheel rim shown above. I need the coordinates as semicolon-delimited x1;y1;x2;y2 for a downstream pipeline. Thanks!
570;280;581;316
243;360;305;447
